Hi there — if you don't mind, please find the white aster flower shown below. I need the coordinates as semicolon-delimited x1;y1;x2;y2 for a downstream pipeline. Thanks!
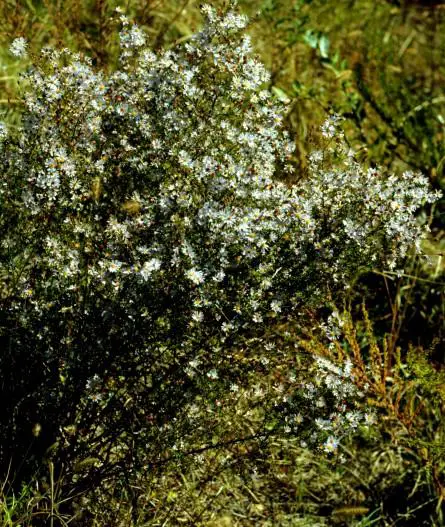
221;321;233;333
108;260;123;273
206;369;219;380
323;435;339;454
270;300;282;313
191;311;204;323
9;37;28;58
252;312;263;323
140;258;162;280
186;268;205;285
213;270;225;282
0;122;7;141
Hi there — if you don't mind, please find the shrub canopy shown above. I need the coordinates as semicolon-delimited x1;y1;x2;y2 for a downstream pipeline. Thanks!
0;4;440;493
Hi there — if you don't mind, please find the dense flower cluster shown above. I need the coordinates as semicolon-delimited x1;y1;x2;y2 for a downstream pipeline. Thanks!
9;37;28;58
0;4;440;488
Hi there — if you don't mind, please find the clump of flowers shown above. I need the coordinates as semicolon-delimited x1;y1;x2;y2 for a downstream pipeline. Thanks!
9;37;28;58
0;3;440;494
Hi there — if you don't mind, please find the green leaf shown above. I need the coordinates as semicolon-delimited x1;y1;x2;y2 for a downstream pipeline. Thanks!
303;30;318;49
272;86;290;103
292;81;302;95
319;35;330;59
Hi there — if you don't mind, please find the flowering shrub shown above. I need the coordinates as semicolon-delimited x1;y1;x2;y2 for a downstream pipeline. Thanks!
0;3;440;498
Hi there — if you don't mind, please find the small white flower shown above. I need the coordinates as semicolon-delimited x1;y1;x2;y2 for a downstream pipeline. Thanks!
321;120;336;139
128;26;146;47
140;258;162;280
213;270;225;282
186;268;205;285
86;374;101;391
294;413;304;425
270;300;282;313
188;358;200;369
191;311;204;323
109;260;123;273
323;436;339;454
252;312;263;323
364;412;376;426
0;123;7;141
309;150;323;164
221;321;233;333
206;369;218;380
9;37;28;58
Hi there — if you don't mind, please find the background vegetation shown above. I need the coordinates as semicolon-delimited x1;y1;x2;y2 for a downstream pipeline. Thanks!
0;0;444;525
